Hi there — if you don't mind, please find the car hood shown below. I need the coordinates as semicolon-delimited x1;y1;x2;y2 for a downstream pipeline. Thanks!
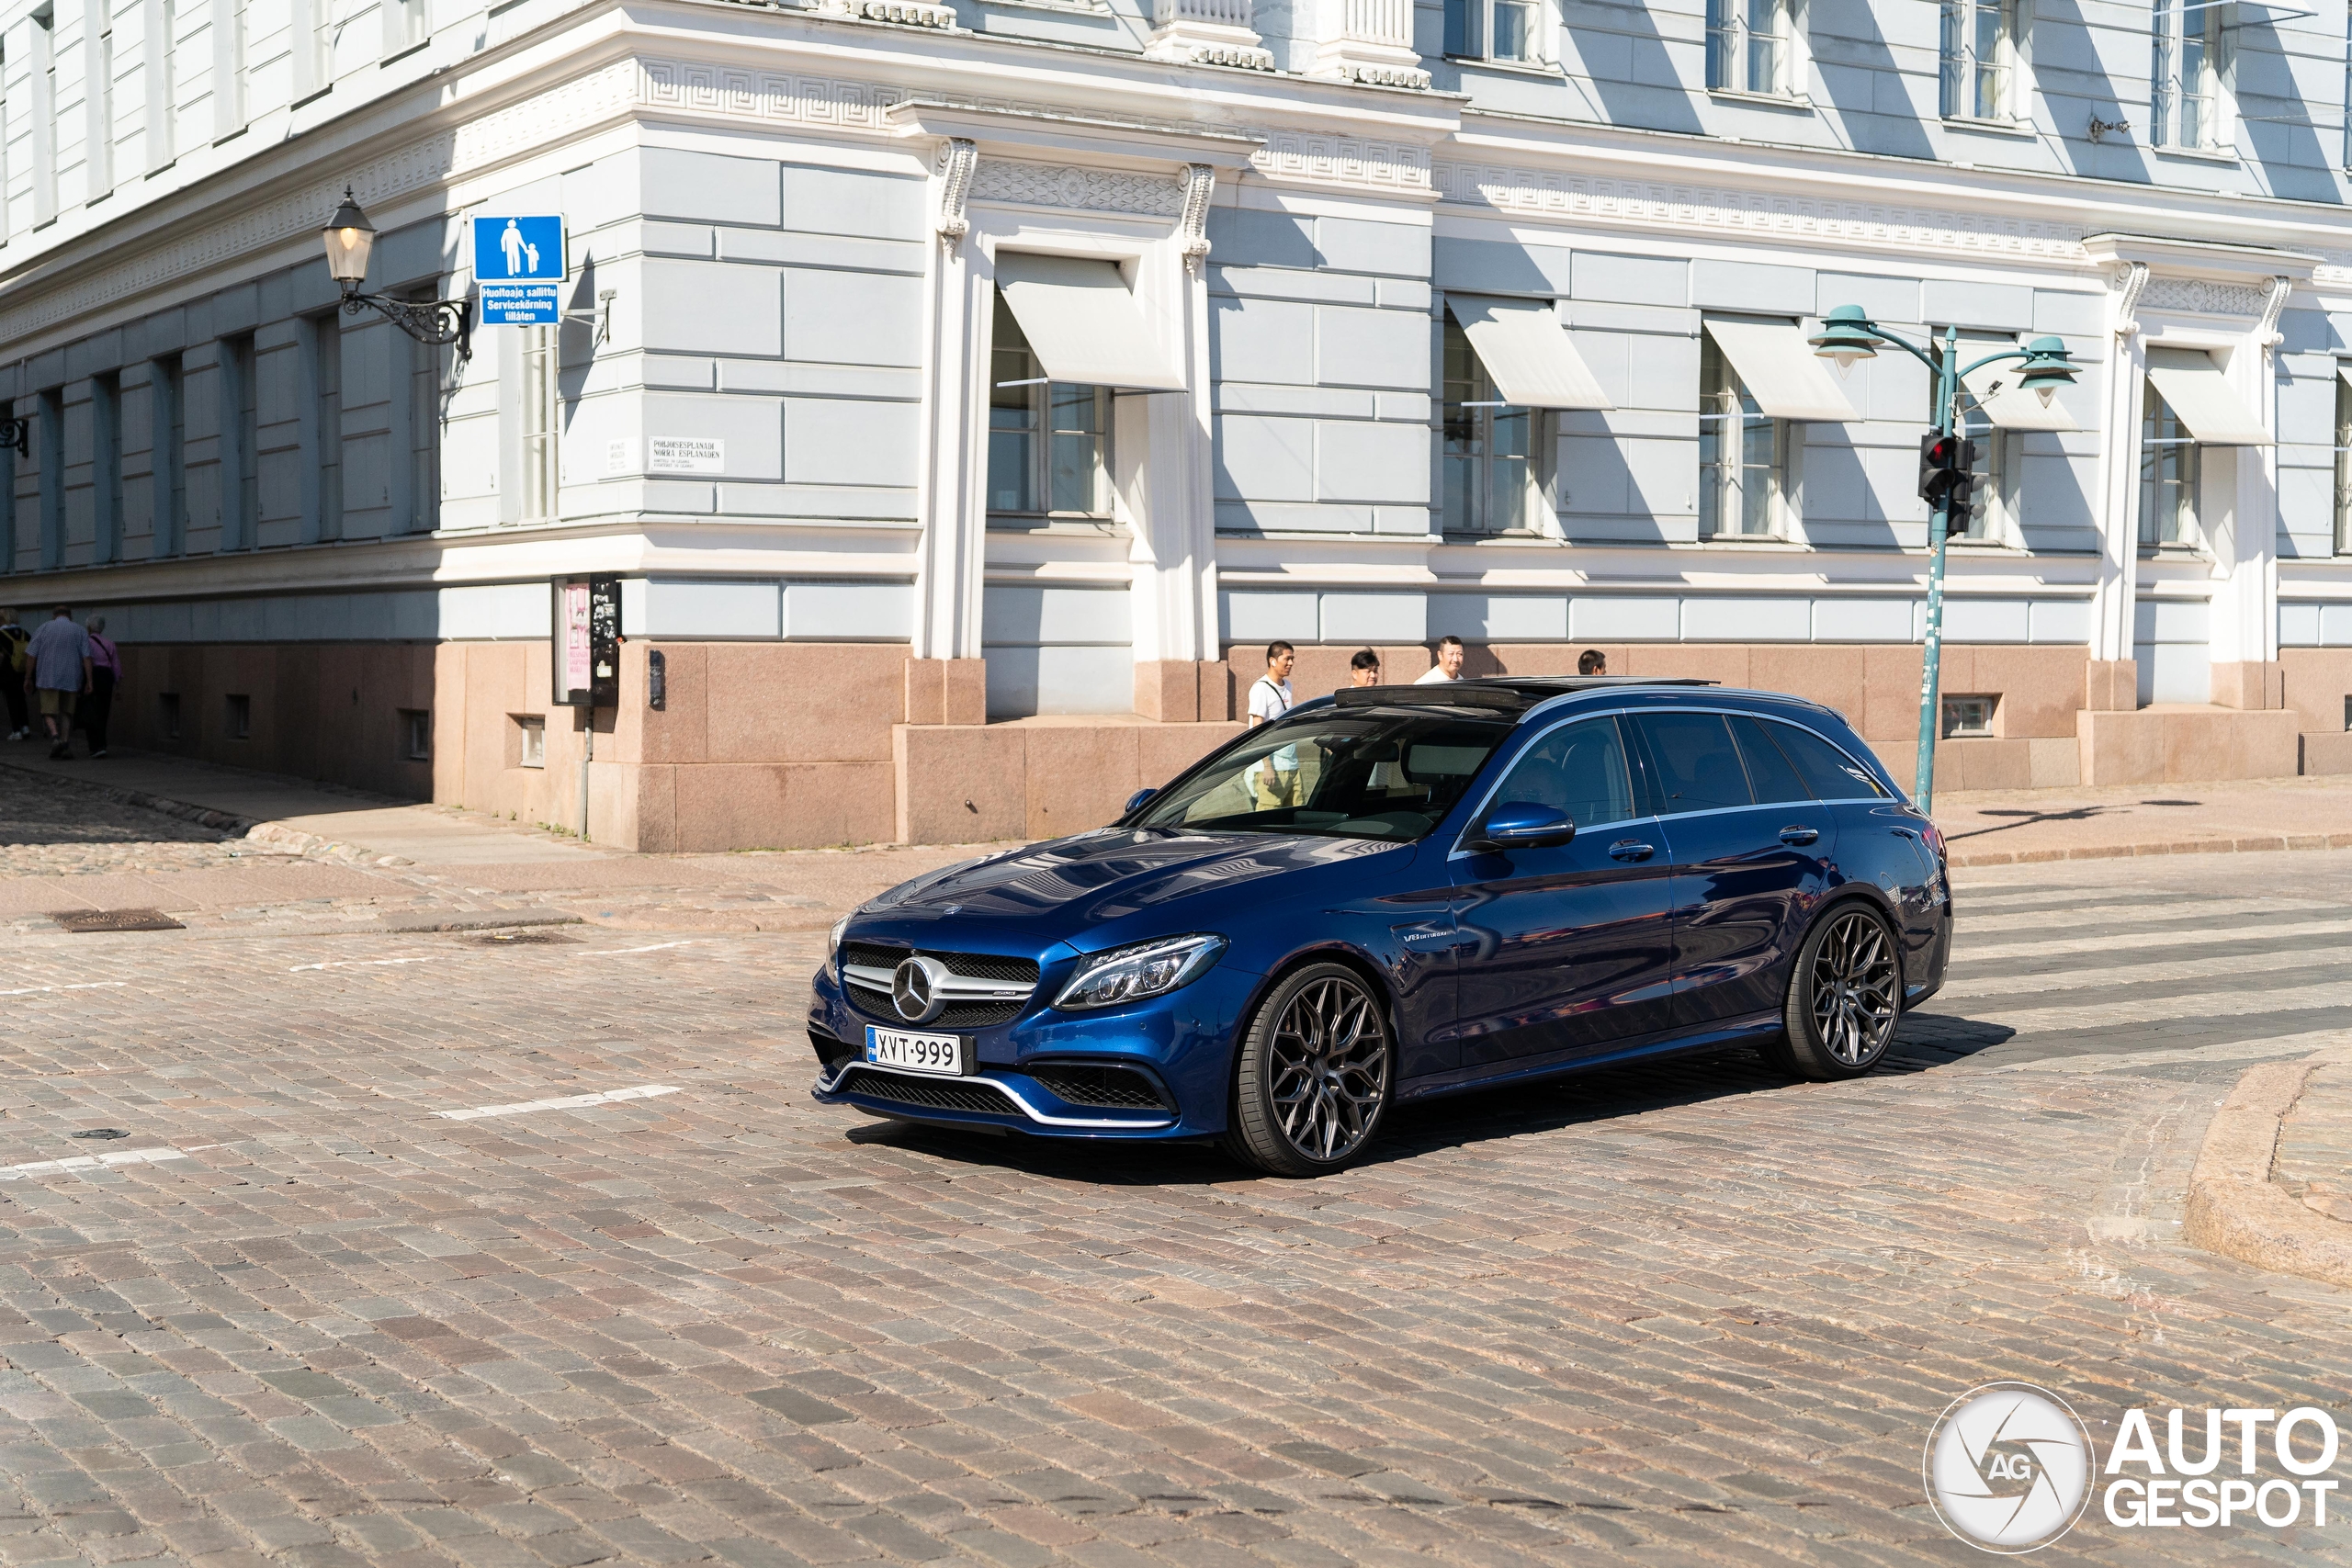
856;828;1408;952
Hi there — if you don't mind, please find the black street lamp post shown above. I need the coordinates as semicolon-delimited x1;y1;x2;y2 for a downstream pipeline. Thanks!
322;189;473;361
1807;306;2078;814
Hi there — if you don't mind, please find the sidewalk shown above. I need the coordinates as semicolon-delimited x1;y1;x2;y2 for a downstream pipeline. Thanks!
1933;774;2352;866
0;745;606;866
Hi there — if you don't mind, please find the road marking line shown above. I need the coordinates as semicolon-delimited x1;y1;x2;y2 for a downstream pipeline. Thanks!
1938;944;2346;1002
436;1084;684;1122
571;942;700;958
1958;896;2344;936
1956;916;2352;964
0;981;129;997
0;1147;194;1180
288;956;446;973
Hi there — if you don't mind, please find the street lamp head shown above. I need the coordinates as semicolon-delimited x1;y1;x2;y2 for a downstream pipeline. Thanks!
322;187;377;292
2015;334;2076;409
1808;304;1881;378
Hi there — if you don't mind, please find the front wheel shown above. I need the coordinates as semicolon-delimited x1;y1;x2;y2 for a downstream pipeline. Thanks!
1222;964;1396;1177
1777;903;1903;1080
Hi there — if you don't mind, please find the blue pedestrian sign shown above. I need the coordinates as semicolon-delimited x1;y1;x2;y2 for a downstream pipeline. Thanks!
473;215;566;325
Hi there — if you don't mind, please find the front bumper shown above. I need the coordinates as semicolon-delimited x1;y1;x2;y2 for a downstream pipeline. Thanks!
806;956;1256;1140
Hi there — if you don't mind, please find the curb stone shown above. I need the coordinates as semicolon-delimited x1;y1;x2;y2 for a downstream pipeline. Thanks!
1949;832;2352;867
2182;1045;2352;1288
0;755;414;868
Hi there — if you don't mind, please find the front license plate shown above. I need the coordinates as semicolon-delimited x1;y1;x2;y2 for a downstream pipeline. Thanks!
865;1026;973;1077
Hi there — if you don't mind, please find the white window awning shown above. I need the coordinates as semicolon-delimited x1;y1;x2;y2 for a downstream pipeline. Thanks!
2144;347;2271;446
1447;296;1613;411
1703;318;1860;423
1960;355;2078;433
992;253;1185;392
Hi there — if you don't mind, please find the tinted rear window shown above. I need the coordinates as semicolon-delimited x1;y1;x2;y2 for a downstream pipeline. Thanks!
1630;712;1752;815
1765;719;1890;799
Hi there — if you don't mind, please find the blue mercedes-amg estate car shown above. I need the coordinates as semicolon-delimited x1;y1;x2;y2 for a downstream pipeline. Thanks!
809;677;1951;1175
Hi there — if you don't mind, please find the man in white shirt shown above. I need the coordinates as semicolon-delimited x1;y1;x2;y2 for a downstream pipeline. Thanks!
1247;641;1297;807
1414;635;1465;684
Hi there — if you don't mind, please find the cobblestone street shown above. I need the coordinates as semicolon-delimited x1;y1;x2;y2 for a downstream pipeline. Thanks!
0;770;2346;1566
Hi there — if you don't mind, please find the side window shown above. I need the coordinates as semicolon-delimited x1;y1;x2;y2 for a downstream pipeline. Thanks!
1729;715;1811;804
1630;713;1755;816
1486;717;1634;828
1766;720;1890;800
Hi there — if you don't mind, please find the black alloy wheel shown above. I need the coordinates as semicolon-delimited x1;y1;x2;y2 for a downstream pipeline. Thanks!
1223;964;1396;1177
1775;903;1903;1079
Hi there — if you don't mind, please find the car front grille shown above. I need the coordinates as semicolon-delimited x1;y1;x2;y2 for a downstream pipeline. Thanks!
1026;1063;1173;1111
840;942;1040;1029
832;1067;1017;1116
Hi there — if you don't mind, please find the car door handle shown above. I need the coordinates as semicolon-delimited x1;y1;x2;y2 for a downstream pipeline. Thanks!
1778;826;1819;846
1608;840;1655;862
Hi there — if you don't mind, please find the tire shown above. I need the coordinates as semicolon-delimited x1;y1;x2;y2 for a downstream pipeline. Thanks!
1777;901;1904;1080
1221;963;1396;1177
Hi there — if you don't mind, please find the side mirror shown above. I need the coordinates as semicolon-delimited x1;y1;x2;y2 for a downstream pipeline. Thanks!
1464;800;1576;855
1123;787;1158;816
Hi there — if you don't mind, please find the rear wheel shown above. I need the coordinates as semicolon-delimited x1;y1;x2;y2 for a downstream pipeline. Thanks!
1222;964;1395;1177
1777;903;1903;1080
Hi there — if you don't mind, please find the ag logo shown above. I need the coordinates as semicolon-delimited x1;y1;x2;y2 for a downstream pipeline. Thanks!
1925;1382;2095;1553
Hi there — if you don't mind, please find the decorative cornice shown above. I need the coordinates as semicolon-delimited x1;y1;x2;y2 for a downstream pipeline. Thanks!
2257;275;2294;347
969;157;1190;217
1436;160;2084;258
2139;276;2270;317
934;138;978;248
639;58;904;130
1179;164;1215;271
2;60;645;354
2111;261;2151;340
1261;133;1431;194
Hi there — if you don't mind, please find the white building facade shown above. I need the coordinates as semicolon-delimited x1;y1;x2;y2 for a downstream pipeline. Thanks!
3;0;2350;847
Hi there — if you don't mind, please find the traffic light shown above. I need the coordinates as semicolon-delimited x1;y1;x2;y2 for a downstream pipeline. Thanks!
1917;432;1977;506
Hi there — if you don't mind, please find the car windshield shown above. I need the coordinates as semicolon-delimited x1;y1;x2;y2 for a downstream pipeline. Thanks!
1135;710;1511;840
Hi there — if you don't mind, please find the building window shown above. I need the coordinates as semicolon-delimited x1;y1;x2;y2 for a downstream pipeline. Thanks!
400;709;431;762
1445;0;1543;62
1708;0;1790;95
313;315;342;542
2140;380;2198;547
1940;0;2017;119
383;0;426;55
516;715;546;769
1441;316;1534;535
213;0;245;136
1941;695;1996;737
37;387;62;570
1699;334;1782;537
2335;370;2352;555
987;294;1113;525
1951;384;2007;542
518;323;558;522
225;694;251;739
144;0;174;171
157;692;180;739
93;372;122;563
153;355;185;555
88;1;113;197
31;7;56;224
413;325;443;534
224;333;258;550
2153;0;2227;151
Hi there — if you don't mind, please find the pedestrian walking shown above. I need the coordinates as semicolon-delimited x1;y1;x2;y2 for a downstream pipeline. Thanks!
24;605;92;761
1247;641;1297;809
0;610;29;741
1578;649;1608;675
1414;635;1465;683
81;615;120;758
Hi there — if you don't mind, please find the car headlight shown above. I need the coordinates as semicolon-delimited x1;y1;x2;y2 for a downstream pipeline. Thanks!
1053;934;1227;1012
827;917;849;973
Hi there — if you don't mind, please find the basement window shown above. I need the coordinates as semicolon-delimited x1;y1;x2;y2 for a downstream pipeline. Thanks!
1941;695;1996;738
400;709;432;762
517;715;546;769
158;692;181;740
225;694;251;740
